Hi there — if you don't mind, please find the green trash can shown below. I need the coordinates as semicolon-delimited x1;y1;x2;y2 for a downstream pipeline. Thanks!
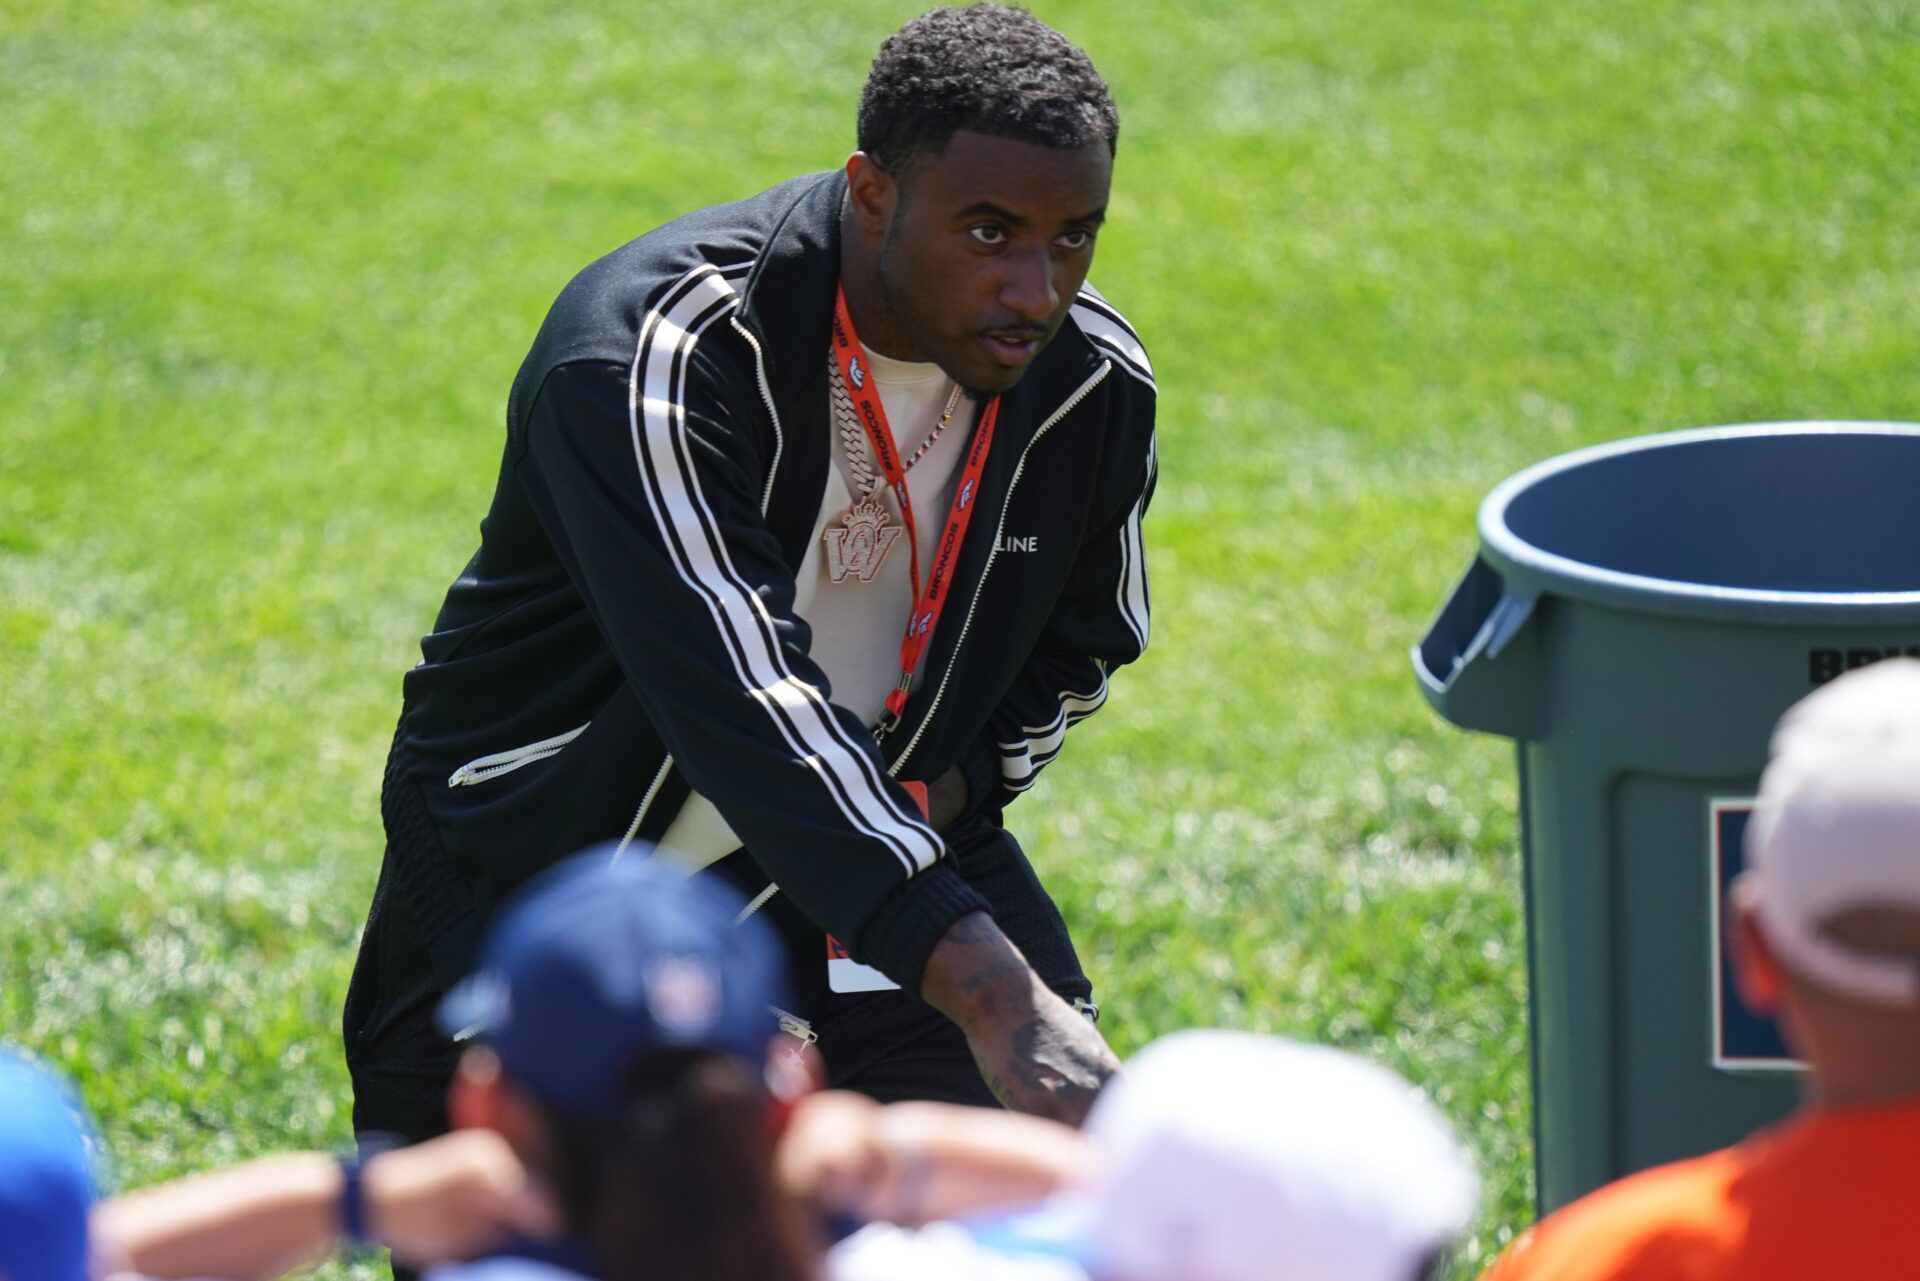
1414;421;1920;1215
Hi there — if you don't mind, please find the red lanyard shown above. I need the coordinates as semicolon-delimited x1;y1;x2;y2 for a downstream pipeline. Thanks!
830;284;1000;737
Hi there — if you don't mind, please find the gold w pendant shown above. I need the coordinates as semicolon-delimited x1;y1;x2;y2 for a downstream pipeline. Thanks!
823;500;903;584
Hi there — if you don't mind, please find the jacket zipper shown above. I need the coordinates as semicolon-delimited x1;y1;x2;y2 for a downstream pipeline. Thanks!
735;882;779;923
886;360;1113;776
610;755;675;861
447;723;590;787
713;354;1111;919
732;316;784;515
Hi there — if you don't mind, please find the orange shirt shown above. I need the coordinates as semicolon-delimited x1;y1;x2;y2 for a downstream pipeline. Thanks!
1482;1097;1920;1281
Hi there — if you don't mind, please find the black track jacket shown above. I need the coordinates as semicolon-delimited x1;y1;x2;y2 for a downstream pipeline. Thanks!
382;170;1157;993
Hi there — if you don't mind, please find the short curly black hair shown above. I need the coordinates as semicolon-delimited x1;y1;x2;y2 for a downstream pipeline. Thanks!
858;4;1119;177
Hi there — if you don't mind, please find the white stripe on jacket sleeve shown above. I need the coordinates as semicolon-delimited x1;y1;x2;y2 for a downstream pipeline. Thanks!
1070;287;1156;392
993;289;1154;795
997;671;1110;792
1114;428;1155;652
626;263;941;876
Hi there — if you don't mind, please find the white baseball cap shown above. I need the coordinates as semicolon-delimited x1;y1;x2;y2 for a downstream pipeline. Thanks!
1743;658;1920;1006
969;1030;1479;1281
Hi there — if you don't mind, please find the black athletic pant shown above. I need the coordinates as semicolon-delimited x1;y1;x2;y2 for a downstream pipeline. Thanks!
342;816;1093;1255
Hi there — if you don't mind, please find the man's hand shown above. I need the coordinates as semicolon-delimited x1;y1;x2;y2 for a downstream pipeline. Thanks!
919;912;1120;1126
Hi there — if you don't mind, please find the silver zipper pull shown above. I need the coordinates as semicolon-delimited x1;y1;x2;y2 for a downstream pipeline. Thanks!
775;1010;817;1045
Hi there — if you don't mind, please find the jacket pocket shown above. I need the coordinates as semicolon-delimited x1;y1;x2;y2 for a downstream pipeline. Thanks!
446;723;589;787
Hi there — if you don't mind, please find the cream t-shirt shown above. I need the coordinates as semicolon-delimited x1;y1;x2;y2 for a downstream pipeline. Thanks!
655;345;971;868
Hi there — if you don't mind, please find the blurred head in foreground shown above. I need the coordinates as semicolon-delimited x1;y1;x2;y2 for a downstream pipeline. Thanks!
436;847;813;1281
1734;657;1920;1101
974;1030;1478;1281
0;1049;98;1281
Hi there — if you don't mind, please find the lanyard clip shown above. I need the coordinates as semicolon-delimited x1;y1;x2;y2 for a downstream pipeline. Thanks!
871;675;915;741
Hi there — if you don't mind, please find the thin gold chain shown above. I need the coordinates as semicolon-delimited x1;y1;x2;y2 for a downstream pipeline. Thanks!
829;354;964;500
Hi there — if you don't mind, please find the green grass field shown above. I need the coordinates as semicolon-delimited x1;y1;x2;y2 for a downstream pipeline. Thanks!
4;0;1917;1274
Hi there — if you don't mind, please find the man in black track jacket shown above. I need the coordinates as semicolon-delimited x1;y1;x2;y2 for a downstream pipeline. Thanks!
345;4;1157;1150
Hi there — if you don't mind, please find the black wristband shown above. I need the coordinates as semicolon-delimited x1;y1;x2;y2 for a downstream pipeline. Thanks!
337;1153;373;1247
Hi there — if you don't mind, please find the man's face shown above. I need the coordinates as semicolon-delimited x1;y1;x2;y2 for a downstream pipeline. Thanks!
875;130;1112;394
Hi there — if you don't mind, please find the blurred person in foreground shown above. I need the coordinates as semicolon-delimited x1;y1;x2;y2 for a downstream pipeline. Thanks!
4;848;806;1281
783;1029;1479;1281
416;848;817;1281
0;1046;551;1281
1483;658;1920;1280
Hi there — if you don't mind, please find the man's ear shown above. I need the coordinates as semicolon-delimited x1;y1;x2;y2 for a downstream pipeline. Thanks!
1730;876;1787;1014
844;152;899;237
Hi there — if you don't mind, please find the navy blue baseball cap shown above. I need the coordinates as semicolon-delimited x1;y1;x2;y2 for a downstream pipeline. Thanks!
0;1049;99;1281
437;847;790;1115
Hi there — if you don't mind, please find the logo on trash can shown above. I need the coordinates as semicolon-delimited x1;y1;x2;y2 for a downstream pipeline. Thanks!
1809;646;1920;687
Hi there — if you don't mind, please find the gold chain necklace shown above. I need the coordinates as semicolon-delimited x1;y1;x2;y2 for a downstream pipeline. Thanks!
829;354;964;501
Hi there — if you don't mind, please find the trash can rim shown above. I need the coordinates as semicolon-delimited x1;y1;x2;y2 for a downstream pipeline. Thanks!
1479;421;1920;622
